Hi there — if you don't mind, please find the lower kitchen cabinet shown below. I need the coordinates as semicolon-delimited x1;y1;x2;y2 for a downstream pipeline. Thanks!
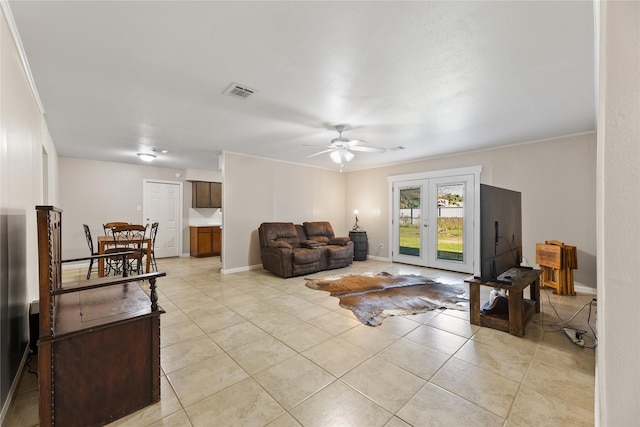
190;226;221;257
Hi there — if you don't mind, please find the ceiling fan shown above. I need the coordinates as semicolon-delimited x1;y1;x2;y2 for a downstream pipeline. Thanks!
306;125;386;164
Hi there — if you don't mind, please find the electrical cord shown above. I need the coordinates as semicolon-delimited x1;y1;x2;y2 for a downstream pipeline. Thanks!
497;236;521;265
25;350;38;377
496;235;597;348
535;287;597;349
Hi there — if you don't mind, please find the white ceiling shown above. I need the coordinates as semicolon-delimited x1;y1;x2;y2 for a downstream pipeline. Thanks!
7;1;595;172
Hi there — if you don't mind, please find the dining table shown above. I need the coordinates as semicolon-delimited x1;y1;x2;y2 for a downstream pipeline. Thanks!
97;234;152;277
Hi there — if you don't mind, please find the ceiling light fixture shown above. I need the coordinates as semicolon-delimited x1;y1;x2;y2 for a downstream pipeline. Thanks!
137;153;156;162
329;148;355;164
342;149;355;162
330;150;342;164
306;124;385;165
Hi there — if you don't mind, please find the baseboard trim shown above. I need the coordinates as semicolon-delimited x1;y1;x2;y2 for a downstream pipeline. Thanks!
221;264;263;275
574;283;597;295
366;255;391;262
0;347;31;425
62;261;89;270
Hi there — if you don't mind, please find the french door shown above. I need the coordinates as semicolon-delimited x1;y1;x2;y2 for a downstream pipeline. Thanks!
391;171;477;274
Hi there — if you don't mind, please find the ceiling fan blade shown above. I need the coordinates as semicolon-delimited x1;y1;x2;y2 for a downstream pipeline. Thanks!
306;148;336;158
349;145;386;153
346;139;366;147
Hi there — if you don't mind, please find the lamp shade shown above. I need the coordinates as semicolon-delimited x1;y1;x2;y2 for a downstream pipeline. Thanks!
330;150;342;163
343;149;354;162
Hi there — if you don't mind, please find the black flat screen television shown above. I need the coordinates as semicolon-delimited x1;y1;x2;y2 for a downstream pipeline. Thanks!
477;184;523;282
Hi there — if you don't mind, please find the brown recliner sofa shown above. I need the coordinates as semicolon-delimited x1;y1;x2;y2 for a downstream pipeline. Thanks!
258;221;354;278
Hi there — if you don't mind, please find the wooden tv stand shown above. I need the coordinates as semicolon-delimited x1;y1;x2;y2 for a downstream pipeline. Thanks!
465;267;541;337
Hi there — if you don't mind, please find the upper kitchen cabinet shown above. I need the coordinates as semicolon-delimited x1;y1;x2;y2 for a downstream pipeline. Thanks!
192;181;222;208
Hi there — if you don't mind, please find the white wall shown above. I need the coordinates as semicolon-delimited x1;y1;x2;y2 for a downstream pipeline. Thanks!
346;133;597;288
597;1;639;425
0;5;58;420
58;157;186;258
221;152;346;273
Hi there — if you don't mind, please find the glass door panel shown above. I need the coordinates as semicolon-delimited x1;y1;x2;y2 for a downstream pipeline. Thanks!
392;173;475;274
392;180;428;266
428;176;474;273
436;183;465;262
399;186;422;257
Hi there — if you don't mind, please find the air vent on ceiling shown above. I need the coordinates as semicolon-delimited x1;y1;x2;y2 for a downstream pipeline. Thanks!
224;82;256;100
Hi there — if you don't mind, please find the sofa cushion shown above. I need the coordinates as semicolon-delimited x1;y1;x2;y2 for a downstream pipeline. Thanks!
292;248;321;264
303;221;335;244
324;245;352;260
259;222;300;248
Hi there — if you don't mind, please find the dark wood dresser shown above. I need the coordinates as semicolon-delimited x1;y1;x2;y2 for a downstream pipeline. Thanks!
36;206;165;426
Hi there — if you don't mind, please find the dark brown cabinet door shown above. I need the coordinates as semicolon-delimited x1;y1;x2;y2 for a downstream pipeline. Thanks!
192;181;222;208
210;182;222;208
193;181;211;208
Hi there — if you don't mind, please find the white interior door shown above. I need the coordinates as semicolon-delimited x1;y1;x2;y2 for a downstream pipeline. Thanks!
143;180;182;258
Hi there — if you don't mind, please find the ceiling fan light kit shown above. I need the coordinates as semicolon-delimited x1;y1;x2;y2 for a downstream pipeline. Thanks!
342;149;355;162
309;124;386;166
330;150;342;163
330;148;355;164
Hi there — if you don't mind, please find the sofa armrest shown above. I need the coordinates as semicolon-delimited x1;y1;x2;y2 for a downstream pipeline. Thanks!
301;240;321;248
267;241;292;249
328;236;351;246
260;246;295;278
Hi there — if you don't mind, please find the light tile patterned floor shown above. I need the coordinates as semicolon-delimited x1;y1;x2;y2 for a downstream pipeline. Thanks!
6;257;596;426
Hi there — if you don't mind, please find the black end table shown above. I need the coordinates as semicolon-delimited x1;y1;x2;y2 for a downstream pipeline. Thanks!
349;231;368;261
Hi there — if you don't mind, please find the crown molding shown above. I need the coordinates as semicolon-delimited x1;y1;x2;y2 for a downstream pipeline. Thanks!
1;1;45;114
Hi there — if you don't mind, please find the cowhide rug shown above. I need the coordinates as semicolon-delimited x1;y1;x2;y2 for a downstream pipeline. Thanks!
305;272;469;326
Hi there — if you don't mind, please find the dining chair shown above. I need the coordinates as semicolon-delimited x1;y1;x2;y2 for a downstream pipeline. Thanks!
82;224;99;279
111;224;148;275
103;221;129;236
149;222;159;272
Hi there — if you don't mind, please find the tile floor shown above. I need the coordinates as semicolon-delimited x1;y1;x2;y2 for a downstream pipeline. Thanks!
6;257;596;426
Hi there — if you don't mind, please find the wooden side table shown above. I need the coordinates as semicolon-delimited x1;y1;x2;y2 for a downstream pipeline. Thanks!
349;231;368;261
465;267;541;337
